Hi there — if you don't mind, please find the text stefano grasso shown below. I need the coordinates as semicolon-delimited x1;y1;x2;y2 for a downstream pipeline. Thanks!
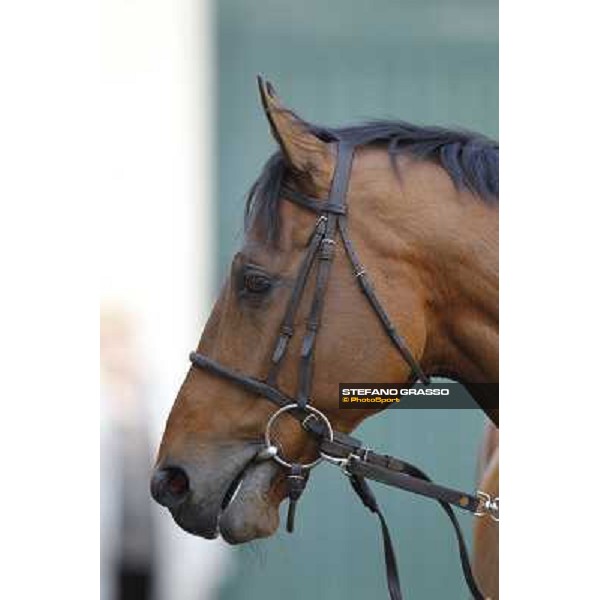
341;387;450;396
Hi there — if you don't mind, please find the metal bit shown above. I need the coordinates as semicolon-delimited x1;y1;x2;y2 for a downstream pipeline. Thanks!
255;444;278;462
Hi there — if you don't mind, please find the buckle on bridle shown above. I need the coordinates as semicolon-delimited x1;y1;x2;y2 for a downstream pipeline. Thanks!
301;413;319;430
319;237;336;260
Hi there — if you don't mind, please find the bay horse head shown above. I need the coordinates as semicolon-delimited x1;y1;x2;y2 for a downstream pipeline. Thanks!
151;78;498;545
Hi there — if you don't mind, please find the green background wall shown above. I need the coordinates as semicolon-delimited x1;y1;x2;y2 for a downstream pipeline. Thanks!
214;1;497;598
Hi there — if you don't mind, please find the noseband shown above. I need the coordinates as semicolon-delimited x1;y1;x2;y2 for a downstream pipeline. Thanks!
189;138;497;600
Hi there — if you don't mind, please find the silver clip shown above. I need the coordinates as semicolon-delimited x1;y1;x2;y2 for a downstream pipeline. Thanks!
319;452;349;470
474;491;499;522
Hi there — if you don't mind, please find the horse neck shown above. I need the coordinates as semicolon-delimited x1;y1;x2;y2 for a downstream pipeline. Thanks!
421;228;498;385
367;161;499;418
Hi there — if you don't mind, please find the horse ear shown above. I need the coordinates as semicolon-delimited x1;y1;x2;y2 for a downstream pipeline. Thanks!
257;76;332;178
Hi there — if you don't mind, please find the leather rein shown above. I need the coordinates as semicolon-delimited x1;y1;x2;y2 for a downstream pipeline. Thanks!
189;139;498;600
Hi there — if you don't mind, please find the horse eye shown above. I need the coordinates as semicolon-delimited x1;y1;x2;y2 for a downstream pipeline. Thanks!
243;272;272;294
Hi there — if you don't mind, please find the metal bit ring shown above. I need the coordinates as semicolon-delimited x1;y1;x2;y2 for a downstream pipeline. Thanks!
264;404;334;470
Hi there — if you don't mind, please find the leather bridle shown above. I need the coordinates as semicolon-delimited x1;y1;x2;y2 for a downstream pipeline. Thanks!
189;138;498;600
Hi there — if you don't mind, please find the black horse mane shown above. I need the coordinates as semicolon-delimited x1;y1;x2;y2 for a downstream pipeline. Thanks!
245;120;499;242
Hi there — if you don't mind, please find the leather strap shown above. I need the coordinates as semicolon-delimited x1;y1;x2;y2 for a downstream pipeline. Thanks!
350;474;403;600
286;464;308;533
348;470;484;600
338;217;430;385
296;142;355;407
268;216;326;384
282;185;347;215
363;459;485;600
347;457;479;512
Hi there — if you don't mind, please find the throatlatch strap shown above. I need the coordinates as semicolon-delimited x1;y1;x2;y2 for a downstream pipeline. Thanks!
338;217;430;385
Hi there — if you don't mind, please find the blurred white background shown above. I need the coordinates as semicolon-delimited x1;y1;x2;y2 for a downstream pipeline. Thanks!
99;1;229;599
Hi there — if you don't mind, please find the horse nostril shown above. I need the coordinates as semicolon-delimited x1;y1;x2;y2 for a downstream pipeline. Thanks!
150;466;190;508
